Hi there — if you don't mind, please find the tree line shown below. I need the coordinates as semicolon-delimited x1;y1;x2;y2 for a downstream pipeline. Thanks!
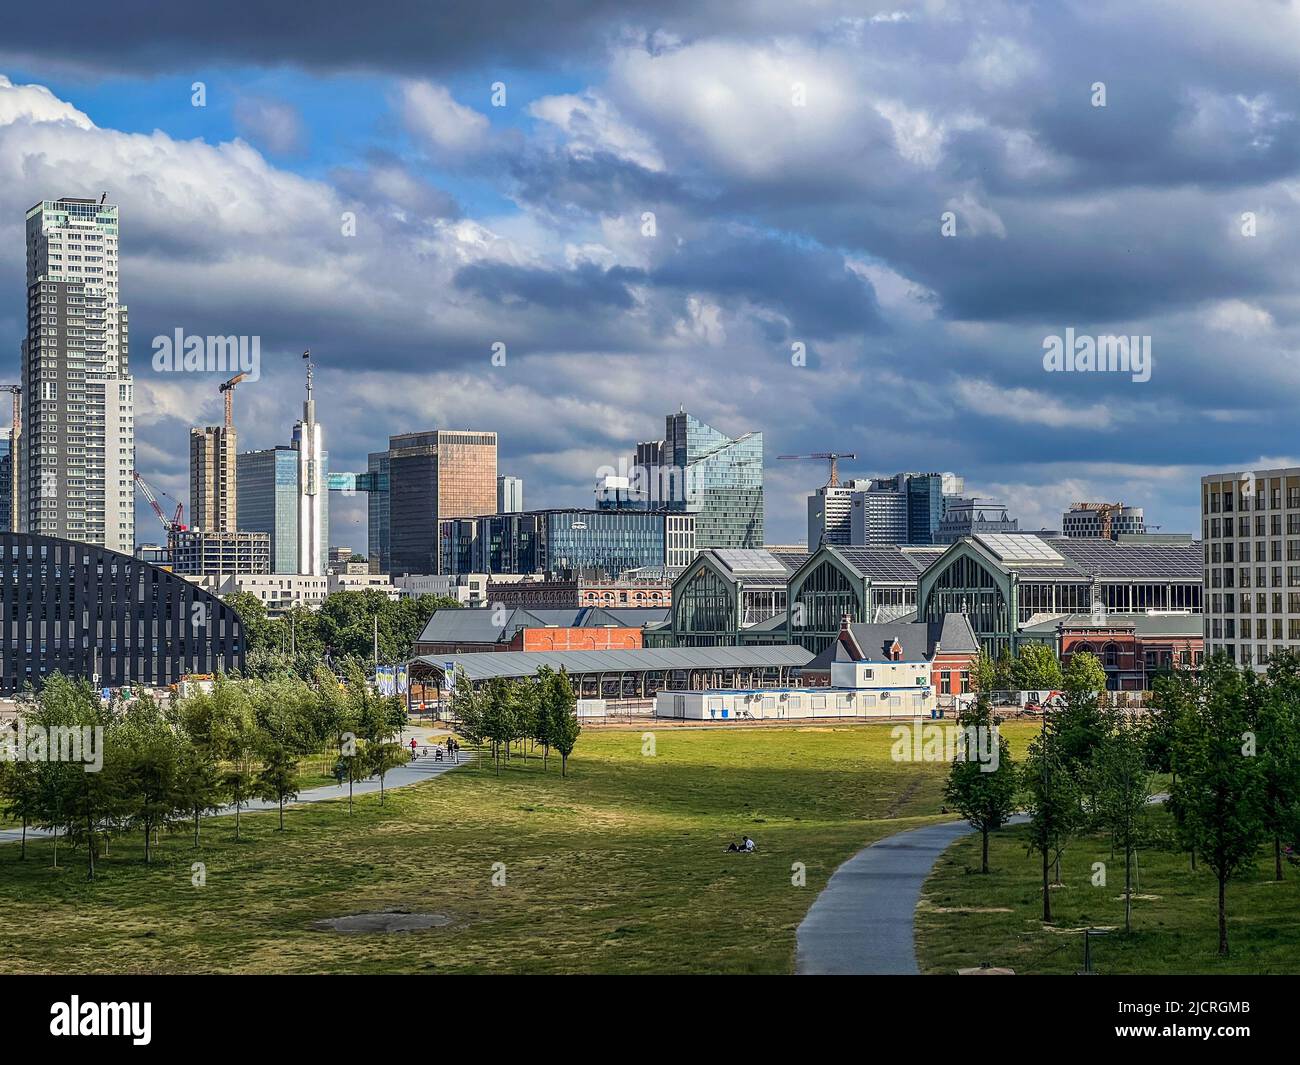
946;649;1300;955
0;666;408;880
447;666;582;777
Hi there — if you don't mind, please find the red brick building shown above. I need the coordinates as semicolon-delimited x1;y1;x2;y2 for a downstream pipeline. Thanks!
1019;612;1203;691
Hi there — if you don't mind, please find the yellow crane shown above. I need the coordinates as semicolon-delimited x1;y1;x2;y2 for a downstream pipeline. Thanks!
219;372;246;428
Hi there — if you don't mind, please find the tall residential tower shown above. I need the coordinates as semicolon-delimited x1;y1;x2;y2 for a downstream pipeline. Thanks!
22;198;134;552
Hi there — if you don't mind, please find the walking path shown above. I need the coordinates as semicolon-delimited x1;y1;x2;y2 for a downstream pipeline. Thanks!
0;725;472;845
795;815;1027;975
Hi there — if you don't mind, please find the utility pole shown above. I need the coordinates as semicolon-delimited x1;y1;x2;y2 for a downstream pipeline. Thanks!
373;611;379;668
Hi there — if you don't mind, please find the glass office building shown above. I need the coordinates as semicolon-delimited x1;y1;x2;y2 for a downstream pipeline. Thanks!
0;430;10;533
237;446;329;574
664;411;763;549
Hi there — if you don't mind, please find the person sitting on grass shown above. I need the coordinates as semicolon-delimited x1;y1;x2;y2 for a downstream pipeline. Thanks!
726;836;757;853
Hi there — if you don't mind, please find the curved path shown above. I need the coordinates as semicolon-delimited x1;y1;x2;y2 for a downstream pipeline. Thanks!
795;815;1027;975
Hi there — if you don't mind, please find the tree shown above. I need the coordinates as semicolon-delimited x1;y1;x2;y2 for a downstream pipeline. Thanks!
1171;655;1267;955
1011;643;1063;693
119;699;182;865
972;651;997;696
547;669;581;778
992;648;1014;693
1095;716;1153;933
1021;725;1082;922
0;758;40;860
943;696;1017;872
1054;651;1109;768
366;741;408;805
211;680;257;841
534;667;558;769
255;744;301;830
1258;651;1300;880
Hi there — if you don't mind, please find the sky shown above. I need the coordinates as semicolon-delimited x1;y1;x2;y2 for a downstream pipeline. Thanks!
3;0;1299;547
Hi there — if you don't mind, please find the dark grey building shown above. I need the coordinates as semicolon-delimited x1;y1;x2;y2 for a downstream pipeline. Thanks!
0;533;245;695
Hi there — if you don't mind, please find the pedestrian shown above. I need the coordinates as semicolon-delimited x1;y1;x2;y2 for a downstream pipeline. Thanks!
410;737;419;758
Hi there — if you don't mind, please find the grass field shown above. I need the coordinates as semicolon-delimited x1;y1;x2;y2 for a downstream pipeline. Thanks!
916;810;1300;974
0;721;1037;975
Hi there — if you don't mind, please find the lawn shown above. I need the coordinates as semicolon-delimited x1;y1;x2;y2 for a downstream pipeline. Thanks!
916;810;1300;974
0;721;1036;975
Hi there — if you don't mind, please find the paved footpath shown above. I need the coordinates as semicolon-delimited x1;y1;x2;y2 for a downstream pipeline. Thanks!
795;815;1027;975
0;724;473;845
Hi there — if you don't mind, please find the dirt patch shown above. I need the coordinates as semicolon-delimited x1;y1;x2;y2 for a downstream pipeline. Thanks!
313;910;453;933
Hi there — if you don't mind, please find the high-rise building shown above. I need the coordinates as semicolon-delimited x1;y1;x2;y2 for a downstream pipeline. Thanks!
933;498;1020;544
1201;467;1300;669
664;409;763;549
1062;503;1146;540
22;198;134;553
497;474;523;513
809;471;963;548
850;481;910;545
189;425;237;532
295;357;325;576
0;429;11;533
808;478;871;547
386;430;497;575
366;449;390;573
237;446;329;574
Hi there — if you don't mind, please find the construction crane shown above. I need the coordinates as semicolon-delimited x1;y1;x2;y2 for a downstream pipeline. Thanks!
776;451;858;488
1;384;19;531
219;372;246;428
1070;501;1125;540
133;471;187;537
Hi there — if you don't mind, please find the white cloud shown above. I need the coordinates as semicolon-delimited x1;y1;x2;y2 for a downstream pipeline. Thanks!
399;80;489;154
0;74;93;129
955;378;1116;429
529;90;664;171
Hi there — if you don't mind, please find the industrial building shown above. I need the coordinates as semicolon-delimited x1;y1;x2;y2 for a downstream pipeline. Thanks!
414;605;669;655
1019;611;1203;691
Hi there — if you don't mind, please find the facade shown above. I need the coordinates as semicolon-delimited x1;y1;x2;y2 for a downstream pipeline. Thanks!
1062;503;1146;539
850;481;910;545
409;644;813;707
1201;468;1300;668
237;446;329;574
414;605;667;655
807;479;870;547
294;364;325;577
785;544;944;654
187;572;330;616
366;449;390;572
0;429;10;532
442;508;695;579
1020;611;1203;691
656;614;979;721
0;533;244;695
387;430;497;575
917;533;1203;658
22;198;134;553
170;528;271;576
189;425;238;532
392;572;490;606
934;498;1019;544
497;474;523;513
484;576;673;610
668;548;807;647
666;410;764;548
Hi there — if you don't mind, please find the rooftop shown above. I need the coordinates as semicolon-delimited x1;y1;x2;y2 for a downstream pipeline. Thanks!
410;644;814;682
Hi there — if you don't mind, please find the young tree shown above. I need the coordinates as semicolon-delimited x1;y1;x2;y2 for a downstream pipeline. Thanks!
1021;725;1082;922
534;667;558;770
547;669;581;778
992;647;1014;693
1054;651;1109;768
972;650;997;696
365;740;408;805
1171;655;1267;955
119;700;182;865
1095;716;1153;933
211;681;257;841
943;696;1017;873
255;743;301;830
1258;651;1300;880
1011;643;1063;694
0;758;40;860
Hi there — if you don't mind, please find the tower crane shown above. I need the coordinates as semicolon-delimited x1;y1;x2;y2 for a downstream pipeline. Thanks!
776;451;858;488
219;372;246;428
133;471;187;539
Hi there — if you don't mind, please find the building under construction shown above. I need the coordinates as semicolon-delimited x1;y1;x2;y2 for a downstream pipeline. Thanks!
1061;502;1146;540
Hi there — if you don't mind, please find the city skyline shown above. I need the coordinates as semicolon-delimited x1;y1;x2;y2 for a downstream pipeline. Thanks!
4;9;1300;547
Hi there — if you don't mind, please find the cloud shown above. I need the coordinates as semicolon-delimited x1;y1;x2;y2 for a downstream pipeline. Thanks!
233;96;306;155
399;80;489;154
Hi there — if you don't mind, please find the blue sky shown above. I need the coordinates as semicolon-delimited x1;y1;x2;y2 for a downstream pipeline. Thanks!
3;1;1299;547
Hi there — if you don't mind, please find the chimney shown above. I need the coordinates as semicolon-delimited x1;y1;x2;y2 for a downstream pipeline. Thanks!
889;638;903;662
840;613;852;635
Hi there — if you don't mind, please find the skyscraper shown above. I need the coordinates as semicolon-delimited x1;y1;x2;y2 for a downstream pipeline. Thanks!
0;429;11;533
664;409;763;549
367;449;390;573
386;430;497;575
189;425;237;531
497;474;523;513
237;445;329;574
22;198;134;552
295;355;325;576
